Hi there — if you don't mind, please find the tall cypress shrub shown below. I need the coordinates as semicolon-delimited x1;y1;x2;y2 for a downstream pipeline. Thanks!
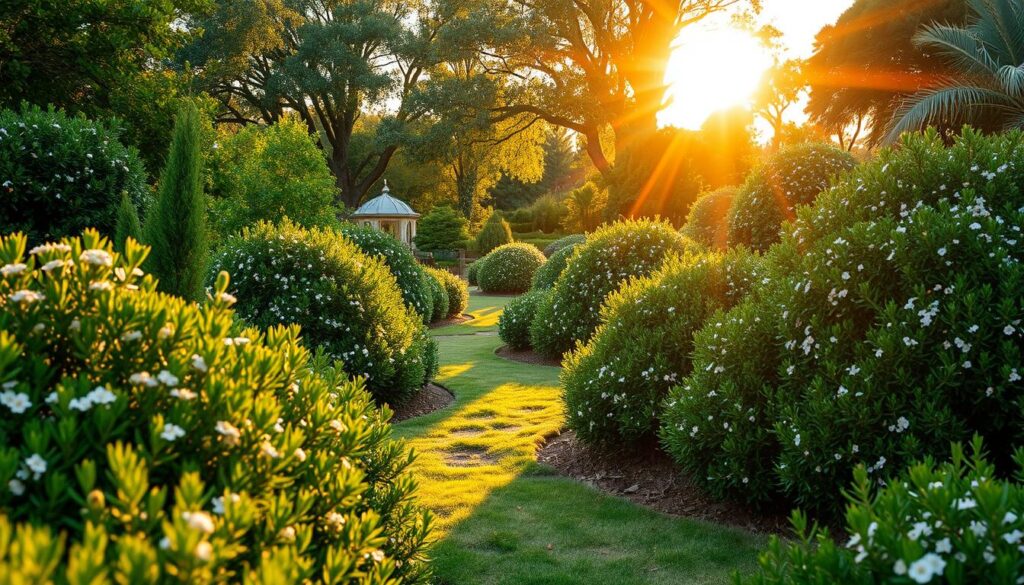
144;103;208;300
114;191;142;252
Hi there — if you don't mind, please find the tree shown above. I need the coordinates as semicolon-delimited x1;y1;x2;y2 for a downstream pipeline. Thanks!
209;116;339;235
562;182;607;233
752;59;805;149
144;103;209;301
488;127;582;210
414;205;470;251
185;0;447;208
805;0;967;147
886;0;1024;142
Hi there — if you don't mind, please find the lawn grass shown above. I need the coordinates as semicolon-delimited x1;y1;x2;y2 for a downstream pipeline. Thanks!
430;291;514;336
395;292;765;584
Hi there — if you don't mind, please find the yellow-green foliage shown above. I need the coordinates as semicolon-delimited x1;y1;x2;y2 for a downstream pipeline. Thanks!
0;230;432;583
427;267;468;318
477;243;546;294
475;214;514;255
423;270;450;323
681;187;736;250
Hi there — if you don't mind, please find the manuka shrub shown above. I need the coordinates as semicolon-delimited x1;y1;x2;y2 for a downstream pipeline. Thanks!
0;105;148;243
477;243;546;294
681;187;736;250
423;270;449;324
0;230;432;583
339;223;434;323
562;249;763;445
499;290;549;350
532;240;583;290
543;234;586;257
426;267;467;318
210;220;436;404
661;129;1024;517
727;142;856;252
529;219;693;359
743;439;1024;585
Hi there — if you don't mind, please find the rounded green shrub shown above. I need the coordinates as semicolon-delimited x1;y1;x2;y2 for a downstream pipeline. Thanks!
0;105;148;243
0;230;431;582
743;439;1024;585
477;243;546;294
662;129;1024;517
475;213;514;254
543;234;587;258
414;205;468;252
210;220;436;404
727;142;856;252
529;219;694;359
423;270;449;323
532;240;583;290
467;258;483;286
681;187;736;250
427;267;468;318
499;290;550;350
563;249;762;445
339;223;434;323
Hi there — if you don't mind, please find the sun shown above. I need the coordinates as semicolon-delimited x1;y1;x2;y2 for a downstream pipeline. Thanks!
659;25;774;130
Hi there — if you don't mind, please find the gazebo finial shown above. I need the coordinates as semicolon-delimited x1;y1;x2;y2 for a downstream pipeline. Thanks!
382;179;389;193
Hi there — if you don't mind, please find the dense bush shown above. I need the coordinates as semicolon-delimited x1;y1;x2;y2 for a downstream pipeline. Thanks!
727;142;856;252
427;267;468;318
467;258;483;286
681;187;736;250
423;270;449;323
0;230;431;582
499;290;550;350
530;219;693;358
475;213;514;254
743;439;1024;585
414;205;469;252
662;129;1024;516
532;242;583;290
563;249;762;445
209;116;339;236
543;234;587;257
0;104;148;242
211;220;436;403
339;223;434;323
477;243;547;294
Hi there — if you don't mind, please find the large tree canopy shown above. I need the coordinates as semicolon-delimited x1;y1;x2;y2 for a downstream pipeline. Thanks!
804;0;966;147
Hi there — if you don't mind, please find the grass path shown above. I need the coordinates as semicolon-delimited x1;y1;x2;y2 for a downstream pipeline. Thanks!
396;292;764;584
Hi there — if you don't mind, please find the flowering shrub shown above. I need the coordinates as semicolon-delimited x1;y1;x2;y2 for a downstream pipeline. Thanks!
532;242;582;290
543;233;587;258
563;249;763;445
210;220;436;404
339;223;434;323
423;270;449;323
742;439;1024;585
681;187;736;250
529;219;693;359
727;142;856;251
499;290;550;350
0;230;432;582
426;267;468;318
0;105;148;242
477;243;547;294
661;129;1024;517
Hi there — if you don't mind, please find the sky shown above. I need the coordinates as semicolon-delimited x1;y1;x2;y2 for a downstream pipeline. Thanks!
659;0;856;132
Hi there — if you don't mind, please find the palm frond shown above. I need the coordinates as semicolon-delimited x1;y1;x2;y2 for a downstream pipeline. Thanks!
968;0;1024;64
914;24;1000;76
997;64;1024;97
884;84;1015;144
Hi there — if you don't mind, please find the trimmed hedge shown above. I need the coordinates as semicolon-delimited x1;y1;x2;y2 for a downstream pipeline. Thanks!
727;142;856;252
532;241;583;290
426;267;468;318
210;220;436;404
530;219;693;359
499;290;550;350
0;105;148;243
0;230;431;582
681;187;736;250
339;223;434;323
563;248;763;445
477;243;547;294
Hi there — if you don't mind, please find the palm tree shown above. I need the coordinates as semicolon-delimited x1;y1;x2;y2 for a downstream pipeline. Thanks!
885;0;1024;142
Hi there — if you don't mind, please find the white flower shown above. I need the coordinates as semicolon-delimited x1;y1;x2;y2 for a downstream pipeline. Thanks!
40;259;66;272
9;290;43;303
937;247;947;257
259;441;280;459
212;494;238;515
1004;511;1018;524
894;559;907;575
7;479;25;496
120;330;142;342
86;385;116;406
0;391;31;414
191;355;208;372
79;249;113;267
293;448;307;462
170;388;197;400
25;453;47;476
195;541;213;562
218;292;237;305
956;497;977;510
89;280;113;291
157;370;179;386
161;423;185;442
182;511;215;534
1003;529;1023;544
1;263;27;276
908;553;946;583
215;421;241;445
129;371;158;387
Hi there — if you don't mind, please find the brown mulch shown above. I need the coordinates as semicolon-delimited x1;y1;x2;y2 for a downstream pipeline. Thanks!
429;314;473;329
537;430;791;535
495;345;561;367
390;383;455;423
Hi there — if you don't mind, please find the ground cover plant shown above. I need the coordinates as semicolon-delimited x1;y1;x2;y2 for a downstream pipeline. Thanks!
210;219;436;404
477;242;546;294
339;223;435;323
530;219;694;359
0;230;431;582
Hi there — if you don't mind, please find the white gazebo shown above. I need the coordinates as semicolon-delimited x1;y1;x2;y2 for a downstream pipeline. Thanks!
350;182;420;247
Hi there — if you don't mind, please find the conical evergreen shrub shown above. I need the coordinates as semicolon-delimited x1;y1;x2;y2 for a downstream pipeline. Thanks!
113;191;142;252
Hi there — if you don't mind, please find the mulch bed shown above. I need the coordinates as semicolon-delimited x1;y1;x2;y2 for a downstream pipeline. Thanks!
537;430;791;535
495;345;561;367
429;314;474;329
390;383;455;423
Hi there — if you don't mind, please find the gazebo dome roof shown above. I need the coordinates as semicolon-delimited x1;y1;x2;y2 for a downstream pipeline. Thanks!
351;183;420;218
